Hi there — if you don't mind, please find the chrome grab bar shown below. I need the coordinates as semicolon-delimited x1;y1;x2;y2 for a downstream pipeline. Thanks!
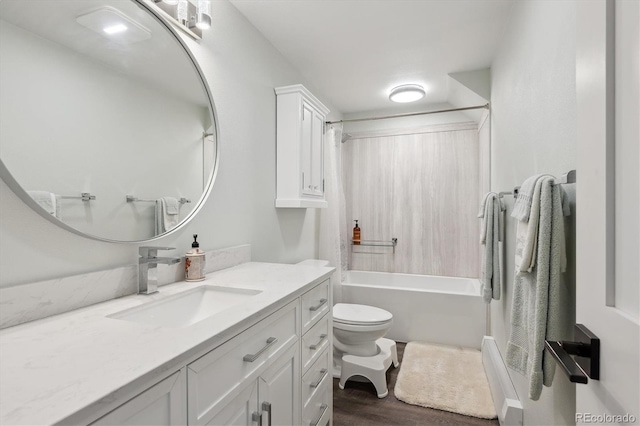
310;368;328;388
309;298;327;312
243;337;278;362
309;334;328;350
310;404;329;426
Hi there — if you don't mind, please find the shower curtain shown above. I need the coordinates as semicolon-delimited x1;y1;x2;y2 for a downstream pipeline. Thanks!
319;124;349;303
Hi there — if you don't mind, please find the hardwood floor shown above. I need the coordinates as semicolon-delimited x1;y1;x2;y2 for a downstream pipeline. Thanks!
333;342;500;426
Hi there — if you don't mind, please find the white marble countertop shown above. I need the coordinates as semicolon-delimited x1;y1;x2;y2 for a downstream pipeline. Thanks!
0;262;333;426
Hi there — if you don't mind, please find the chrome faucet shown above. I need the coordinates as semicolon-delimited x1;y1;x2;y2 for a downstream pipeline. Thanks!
138;246;181;295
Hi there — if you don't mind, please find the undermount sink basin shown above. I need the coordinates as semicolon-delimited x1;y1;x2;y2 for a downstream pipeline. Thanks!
108;285;262;328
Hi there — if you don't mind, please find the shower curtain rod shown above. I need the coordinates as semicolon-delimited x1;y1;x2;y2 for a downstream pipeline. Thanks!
325;103;490;125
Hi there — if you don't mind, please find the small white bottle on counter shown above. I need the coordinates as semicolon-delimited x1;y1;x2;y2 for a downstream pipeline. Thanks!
185;234;206;281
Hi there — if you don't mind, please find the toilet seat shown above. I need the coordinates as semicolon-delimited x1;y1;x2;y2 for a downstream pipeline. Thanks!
333;303;393;326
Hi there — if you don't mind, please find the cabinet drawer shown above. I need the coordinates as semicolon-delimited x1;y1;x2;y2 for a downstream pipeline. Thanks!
187;300;299;425
301;347;330;409
302;365;331;426
301;313;330;373
301;280;330;333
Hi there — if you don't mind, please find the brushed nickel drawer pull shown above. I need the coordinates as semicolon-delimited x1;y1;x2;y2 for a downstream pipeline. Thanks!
310;368;328;388
309;298;327;312
262;402;272;426
310;403;328;426
243;337;278;362
309;334;328;350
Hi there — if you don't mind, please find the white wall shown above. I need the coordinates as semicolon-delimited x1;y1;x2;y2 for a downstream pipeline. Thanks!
490;1;576;425
0;0;340;287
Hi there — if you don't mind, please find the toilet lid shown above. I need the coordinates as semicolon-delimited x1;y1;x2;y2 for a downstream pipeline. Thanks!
333;303;393;325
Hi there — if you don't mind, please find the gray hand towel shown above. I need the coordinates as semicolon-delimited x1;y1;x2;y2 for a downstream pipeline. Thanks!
480;192;503;303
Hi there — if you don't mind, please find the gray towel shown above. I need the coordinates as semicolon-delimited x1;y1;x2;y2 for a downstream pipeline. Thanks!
505;177;569;400
479;192;504;303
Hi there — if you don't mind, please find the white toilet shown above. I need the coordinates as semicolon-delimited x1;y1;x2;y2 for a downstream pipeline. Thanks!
333;303;393;357
295;260;398;397
333;303;399;398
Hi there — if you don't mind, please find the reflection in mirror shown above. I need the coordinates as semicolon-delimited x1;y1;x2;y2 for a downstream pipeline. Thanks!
0;0;217;242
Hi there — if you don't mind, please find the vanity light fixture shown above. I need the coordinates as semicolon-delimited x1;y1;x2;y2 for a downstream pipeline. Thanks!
152;0;211;39
196;0;212;30
389;84;426;103
177;0;188;23
76;7;151;44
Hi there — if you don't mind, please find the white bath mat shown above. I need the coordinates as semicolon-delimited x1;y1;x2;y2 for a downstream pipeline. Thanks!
394;342;497;420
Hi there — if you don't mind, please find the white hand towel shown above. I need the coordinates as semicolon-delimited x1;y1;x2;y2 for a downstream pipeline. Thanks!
515;178;544;273
27;190;59;218
511;174;551;222
155;198;179;234
163;197;179;215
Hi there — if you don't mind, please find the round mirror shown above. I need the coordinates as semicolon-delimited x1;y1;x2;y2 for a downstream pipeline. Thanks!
0;0;218;242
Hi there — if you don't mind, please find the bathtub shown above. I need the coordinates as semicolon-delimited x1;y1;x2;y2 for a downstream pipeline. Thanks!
341;270;486;349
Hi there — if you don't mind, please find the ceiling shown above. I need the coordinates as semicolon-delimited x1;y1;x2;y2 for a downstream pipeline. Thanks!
230;0;513;115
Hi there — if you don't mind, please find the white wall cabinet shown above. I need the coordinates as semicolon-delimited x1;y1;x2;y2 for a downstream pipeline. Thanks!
275;84;330;208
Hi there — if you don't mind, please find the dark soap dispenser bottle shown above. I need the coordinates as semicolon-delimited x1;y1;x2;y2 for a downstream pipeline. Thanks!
353;220;361;245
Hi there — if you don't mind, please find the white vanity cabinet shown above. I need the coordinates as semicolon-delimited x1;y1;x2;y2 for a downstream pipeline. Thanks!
187;300;300;425
300;280;333;426
85;278;332;426
91;370;187;426
275;84;330;209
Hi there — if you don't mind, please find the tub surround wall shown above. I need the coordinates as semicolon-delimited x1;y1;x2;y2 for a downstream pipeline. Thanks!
490;1;576;425
0;244;251;329
342;122;480;278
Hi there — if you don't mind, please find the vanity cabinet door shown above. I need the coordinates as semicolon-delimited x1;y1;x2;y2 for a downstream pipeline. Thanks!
257;344;300;426
91;370;186;426
204;380;258;426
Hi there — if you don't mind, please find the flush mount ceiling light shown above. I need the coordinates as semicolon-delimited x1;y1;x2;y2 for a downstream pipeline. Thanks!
76;7;151;45
389;84;426;103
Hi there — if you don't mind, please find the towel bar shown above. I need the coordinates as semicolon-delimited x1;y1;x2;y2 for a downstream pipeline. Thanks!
126;195;191;204
545;324;599;384
59;193;96;202
502;169;576;199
